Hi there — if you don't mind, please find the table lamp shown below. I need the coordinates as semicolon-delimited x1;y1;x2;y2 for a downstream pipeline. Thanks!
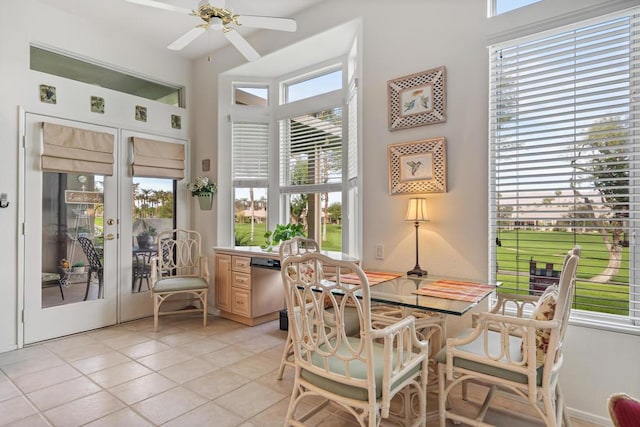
405;198;429;277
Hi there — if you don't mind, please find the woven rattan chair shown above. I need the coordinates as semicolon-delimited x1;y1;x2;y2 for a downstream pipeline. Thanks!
282;252;429;426
437;246;580;427
150;229;209;331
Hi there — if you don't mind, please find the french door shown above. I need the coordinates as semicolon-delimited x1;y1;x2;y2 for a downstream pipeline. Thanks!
23;114;118;343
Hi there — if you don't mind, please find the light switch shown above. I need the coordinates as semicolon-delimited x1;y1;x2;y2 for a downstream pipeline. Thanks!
375;244;384;260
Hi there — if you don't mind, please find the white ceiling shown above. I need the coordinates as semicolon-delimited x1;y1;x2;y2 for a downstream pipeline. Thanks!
35;0;324;60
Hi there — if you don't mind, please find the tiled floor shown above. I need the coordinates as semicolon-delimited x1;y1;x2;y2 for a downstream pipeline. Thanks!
0;315;600;426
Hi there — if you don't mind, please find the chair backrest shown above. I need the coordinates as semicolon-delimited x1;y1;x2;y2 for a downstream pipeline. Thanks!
77;236;102;270
281;252;373;390
542;245;580;375
156;229;202;277
279;236;320;260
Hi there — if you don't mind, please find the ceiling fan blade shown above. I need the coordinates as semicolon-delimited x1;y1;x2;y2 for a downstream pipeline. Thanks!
125;0;192;15
168;27;206;50
236;15;297;32
224;30;261;61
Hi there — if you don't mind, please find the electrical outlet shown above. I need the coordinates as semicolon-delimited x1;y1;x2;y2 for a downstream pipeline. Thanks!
375;244;384;260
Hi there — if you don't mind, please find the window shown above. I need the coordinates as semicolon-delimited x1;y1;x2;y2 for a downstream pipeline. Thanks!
224;53;359;255
489;0;542;17
30;46;183;107
489;9;640;326
234;85;268;106
283;68;342;103
232;121;269;246
279;109;343;250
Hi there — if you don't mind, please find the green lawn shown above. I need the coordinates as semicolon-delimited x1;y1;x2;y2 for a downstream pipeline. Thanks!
496;230;629;315
234;222;342;251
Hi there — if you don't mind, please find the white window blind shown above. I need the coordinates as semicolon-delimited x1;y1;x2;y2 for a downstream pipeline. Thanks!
279;108;343;192
489;10;640;323
347;87;358;181
232;121;269;186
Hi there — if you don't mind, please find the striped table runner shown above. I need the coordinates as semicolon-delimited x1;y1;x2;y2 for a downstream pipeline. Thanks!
338;271;401;286
412;280;495;302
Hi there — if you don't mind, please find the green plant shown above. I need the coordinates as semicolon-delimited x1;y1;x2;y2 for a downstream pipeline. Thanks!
72;261;84;268
260;223;305;250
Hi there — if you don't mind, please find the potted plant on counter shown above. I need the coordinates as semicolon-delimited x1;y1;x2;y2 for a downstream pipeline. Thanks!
261;223;305;251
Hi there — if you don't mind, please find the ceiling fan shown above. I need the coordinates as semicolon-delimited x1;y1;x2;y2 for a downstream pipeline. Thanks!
125;0;297;61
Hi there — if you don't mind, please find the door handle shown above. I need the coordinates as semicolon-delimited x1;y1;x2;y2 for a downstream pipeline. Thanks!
106;233;116;240
106;218;115;225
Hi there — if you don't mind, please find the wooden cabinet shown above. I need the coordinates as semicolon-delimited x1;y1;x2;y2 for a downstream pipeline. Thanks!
214;253;232;312
215;251;283;326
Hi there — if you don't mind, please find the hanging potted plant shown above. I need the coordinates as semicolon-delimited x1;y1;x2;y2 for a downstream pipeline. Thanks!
186;176;217;210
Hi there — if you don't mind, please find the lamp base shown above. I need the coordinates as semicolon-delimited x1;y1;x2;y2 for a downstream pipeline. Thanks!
407;266;428;277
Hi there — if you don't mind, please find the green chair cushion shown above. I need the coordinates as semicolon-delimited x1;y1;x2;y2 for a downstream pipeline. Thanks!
436;328;543;386
301;336;420;401
153;277;208;293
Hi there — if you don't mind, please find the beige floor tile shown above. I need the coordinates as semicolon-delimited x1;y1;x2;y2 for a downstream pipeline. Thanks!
4;413;50;427
136;348;193;371
85;325;137;341
131;386;207;425
27;376;102;412
1;355;66;380
118;339;171;360
248;397;293;427
235;333;287;354
70;351;132;375
41;334;99;354
50;341;114;363
215;381;287;420
88;361;152;389
43;390;125;426
0;395;37;425
108;372;176;405
225;354;280;380
12;363;81;394
200;345;255;367
163;401;245;427
158;357;218;384
184;368;251;400
157;331;203;347
83;407;153;427
101;333;151;350
0;380;19;403
0;346;54;368
177;337;229;357
254;371;295;396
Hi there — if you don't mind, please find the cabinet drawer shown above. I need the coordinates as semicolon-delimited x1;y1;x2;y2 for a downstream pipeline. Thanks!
232;256;251;273
232;271;251;289
231;288;251;317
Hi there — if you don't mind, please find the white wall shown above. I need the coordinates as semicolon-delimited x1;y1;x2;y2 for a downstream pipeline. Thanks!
191;0;640;423
0;1;191;352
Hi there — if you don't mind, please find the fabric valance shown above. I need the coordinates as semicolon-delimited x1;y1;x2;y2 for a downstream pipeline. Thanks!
41;123;114;176
131;137;185;180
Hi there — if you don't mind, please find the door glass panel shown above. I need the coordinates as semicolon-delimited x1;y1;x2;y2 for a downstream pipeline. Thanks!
42;173;105;307
132;177;175;293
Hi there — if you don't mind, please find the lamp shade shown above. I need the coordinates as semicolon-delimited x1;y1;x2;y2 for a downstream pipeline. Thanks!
405;198;429;221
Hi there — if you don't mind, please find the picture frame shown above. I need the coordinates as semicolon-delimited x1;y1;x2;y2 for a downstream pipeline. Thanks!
388;137;447;194
387;66;446;131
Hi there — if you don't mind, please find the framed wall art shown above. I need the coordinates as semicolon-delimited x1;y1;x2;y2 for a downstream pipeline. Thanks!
388;137;447;194
387;66;446;131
